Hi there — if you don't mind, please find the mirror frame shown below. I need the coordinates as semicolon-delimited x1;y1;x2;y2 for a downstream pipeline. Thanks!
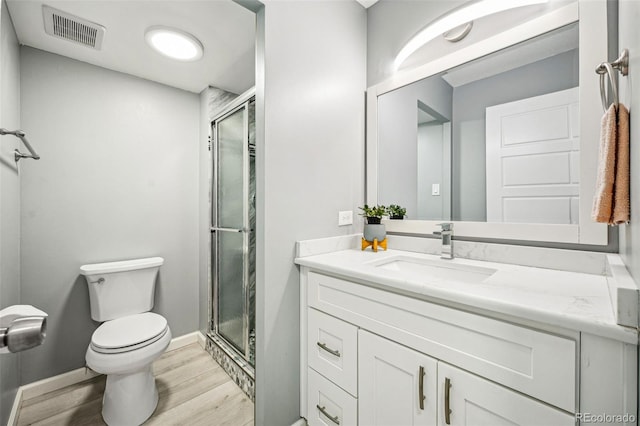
366;1;609;245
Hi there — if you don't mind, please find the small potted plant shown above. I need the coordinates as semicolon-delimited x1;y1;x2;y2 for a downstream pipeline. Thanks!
359;204;388;252
359;204;387;224
387;204;406;220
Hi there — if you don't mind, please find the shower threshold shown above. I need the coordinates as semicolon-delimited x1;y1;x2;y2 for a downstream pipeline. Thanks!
205;332;255;401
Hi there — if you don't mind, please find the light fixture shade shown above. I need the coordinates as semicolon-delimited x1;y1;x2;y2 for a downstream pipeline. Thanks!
145;26;203;61
393;0;549;70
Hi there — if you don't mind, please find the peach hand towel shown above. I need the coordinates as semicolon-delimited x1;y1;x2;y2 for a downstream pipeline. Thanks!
592;104;617;223
612;103;630;224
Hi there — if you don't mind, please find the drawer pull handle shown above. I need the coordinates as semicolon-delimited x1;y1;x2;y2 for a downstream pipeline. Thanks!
317;404;340;425
419;366;425;410
444;377;452;425
317;341;341;357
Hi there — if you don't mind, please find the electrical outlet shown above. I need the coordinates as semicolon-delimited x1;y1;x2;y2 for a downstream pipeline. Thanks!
338;210;353;226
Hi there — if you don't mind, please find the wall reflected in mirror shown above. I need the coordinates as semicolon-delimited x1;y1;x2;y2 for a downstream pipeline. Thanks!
377;23;579;224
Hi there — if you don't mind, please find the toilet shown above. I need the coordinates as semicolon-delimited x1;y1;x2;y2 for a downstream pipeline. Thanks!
80;257;171;426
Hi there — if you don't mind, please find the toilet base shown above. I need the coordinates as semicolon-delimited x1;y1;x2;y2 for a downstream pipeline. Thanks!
102;366;159;426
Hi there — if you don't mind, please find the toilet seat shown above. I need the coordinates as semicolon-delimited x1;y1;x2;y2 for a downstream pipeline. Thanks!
91;312;168;354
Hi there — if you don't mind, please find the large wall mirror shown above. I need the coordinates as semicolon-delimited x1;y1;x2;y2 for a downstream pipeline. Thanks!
366;1;609;245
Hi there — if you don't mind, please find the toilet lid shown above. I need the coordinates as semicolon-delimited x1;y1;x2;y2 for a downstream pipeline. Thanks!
91;312;168;354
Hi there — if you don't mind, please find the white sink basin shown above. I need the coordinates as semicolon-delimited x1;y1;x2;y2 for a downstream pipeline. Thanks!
370;255;497;284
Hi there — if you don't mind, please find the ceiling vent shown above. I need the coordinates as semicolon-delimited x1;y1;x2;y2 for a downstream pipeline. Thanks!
43;6;105;50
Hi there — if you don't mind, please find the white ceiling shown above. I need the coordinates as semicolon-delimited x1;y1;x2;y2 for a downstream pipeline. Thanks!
6;0;256;94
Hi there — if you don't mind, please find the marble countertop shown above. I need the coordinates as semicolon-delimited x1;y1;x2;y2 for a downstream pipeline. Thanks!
295;248;638;344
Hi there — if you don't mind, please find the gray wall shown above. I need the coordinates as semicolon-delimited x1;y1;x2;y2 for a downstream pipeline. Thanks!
19;47;200;384
619;1;640;283
451;50;578;221
0;1;21;422
377;75;452;218
255;1;366;424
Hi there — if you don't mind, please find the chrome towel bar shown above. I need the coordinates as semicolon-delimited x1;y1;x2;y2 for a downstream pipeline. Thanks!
0;128;40;162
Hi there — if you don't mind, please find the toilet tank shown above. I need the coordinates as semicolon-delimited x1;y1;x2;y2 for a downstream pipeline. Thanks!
80;257;164;322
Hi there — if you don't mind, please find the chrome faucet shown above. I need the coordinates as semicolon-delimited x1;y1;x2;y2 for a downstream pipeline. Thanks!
433;223;453;259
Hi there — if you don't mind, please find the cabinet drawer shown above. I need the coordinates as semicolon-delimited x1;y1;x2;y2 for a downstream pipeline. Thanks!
308;308;358;396
308;271;576;412
308;367;357;426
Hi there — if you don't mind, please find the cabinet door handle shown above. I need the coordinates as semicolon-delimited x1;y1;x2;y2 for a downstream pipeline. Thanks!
316;404;340;425
419;366;425;410
444;377;452;425
317;341;341;357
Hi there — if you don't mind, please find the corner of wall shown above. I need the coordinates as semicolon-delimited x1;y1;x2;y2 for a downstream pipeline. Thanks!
0;1;23;424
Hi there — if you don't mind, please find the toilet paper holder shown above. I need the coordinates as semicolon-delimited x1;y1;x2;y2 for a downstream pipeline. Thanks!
0;305;48;354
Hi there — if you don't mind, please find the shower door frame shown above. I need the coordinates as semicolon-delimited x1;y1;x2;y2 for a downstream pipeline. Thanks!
209;90;255;365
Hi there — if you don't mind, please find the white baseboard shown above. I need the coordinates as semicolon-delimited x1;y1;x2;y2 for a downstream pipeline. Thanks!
197;330;206;348
20;367;101;402
7;330;206;426
165;331;204;352
292;418;307;426
7;388;23;426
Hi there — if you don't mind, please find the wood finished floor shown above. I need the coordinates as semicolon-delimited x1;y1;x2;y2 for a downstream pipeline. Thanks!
16;343;254;426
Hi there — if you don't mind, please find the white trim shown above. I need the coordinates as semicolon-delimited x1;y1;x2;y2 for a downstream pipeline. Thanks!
7;387;23;426
165;330;201;352
296;234;361;258
20;367;101;401
196;331;206;349
299;268;309;419
576;0;609;245
291;418;307;426
606;255;640;328
7;331;205;425
7;367;101;426
366;1;609;246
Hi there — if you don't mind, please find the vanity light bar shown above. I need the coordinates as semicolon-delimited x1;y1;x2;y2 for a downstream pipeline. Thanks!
393;0;549;71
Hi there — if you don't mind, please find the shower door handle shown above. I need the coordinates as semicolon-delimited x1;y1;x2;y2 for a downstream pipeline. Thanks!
210;227;252;233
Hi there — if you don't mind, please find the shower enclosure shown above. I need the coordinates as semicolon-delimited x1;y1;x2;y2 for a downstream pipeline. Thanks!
210;93;256;370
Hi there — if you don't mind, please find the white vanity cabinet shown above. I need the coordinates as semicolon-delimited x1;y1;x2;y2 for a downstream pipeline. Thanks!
359;330;574;426
300;267;636;426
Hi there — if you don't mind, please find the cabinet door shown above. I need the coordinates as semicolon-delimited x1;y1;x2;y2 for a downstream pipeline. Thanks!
359;330;437;426
437;362;574;426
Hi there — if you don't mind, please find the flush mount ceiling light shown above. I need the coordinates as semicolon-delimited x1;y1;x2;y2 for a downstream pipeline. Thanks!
393;0;549;70
145;26;203;61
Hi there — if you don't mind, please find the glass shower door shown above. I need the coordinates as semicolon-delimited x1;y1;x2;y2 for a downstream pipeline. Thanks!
213;104;249;355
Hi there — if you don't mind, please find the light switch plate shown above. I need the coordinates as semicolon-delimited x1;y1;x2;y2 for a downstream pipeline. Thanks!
432;183;440;196
338;210;353;226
